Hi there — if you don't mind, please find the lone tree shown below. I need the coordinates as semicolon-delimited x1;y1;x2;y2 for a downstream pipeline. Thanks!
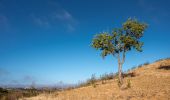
91;18;147;86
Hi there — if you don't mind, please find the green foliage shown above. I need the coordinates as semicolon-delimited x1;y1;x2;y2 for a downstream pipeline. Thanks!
123;18;147;39
91;18;147;58
92;33;114;58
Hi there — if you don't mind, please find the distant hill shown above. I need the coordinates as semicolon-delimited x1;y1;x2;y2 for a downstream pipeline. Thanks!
23;58;170;100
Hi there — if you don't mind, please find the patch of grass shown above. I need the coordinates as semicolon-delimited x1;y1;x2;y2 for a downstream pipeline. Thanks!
127;61;150;72
76;57;170;89
99;72;115;84
76;74;97;88
131;66;137;70
155;57;170;62
137;64;143;68
89;74;97;88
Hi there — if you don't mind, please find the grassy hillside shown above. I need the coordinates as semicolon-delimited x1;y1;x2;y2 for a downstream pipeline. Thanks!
23;58;170;100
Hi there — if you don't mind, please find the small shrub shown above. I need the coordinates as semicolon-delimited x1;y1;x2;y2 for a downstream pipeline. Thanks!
90;74;97;88
122;72;136;78
113;72;119;79
131;66;137;70
101;80;105;84
137;64;143;68
143;62;150;65
127;79;131;88
100;74;107;84
117;80;122;88
92;83;96;88
155;59;163;62
155;57;170;62
77;74;98;88
100;72;114;82
65;87;74;91
100;73;107;83
165;57;170;60
130;62;150;70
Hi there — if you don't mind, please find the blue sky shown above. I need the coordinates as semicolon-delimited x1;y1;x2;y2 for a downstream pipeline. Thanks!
0;0;170;87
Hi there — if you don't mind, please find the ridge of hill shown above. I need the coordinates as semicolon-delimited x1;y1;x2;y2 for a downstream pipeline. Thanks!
24;58;170;100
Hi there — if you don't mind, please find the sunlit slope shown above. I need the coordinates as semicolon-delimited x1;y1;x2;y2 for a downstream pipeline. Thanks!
24;59;170;100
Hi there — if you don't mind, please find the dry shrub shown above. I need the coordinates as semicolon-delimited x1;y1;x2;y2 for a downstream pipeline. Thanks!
2;92;23;100
122;72;136;78
127;79;131;88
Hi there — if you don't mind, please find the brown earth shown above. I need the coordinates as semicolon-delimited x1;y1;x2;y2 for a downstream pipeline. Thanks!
22;59;170;100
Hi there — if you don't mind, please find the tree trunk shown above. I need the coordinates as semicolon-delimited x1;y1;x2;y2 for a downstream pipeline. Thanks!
115;51;125;87
117;52;123;87
118;62;123;86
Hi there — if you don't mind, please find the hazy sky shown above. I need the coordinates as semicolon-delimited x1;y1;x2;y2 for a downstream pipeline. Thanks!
0;0;170;87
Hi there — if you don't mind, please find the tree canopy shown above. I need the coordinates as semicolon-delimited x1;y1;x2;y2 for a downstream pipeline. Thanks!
92;18;147;58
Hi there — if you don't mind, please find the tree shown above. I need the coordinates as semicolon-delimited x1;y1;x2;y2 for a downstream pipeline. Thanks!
91;18;147;86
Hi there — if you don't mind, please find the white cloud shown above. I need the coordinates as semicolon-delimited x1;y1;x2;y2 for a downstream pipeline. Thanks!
31;14;50;28
55;10;72;20
67;23;75;31
54;9;78;32
31;8;78;32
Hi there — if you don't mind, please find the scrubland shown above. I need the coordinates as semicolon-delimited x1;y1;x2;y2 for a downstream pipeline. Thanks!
22;58;170;100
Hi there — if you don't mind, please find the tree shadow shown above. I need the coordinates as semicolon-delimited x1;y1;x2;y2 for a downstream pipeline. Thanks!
158;65;170;70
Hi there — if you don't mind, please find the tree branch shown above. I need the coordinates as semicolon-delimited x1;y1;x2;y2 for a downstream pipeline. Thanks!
117;52;121;65
121;50;126;64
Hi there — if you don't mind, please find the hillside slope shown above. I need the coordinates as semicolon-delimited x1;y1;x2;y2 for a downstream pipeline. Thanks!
24;59;170;100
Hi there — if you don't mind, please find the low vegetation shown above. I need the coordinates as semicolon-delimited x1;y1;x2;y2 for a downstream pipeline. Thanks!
73;58;170;89
23;58;170;100
0;87;39;100
0;87;62;100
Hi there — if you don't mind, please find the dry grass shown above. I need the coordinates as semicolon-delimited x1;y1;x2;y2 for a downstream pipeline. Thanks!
22;59;170;100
